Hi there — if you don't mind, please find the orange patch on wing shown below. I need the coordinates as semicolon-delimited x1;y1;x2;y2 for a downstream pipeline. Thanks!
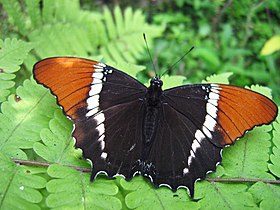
215;84;278;146
33;57;99;120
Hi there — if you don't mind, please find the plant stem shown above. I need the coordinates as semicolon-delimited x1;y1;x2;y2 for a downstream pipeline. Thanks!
13;159;280;184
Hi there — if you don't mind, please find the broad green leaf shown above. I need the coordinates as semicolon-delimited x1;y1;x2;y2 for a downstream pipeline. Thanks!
0;79;57;159
260;35;280;55
46;164;122;210
0;152;46;209
195;181;257;209
249;182;280;209
121;176;199;210
268;107;280;178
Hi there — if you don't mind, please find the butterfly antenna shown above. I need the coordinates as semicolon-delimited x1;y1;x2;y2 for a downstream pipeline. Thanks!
161;46;194;77
143;33;158;76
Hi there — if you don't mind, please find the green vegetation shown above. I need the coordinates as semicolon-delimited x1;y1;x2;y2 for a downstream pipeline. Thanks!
0;0;279;209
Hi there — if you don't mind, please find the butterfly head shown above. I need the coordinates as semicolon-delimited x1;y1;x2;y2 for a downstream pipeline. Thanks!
146;77;163;105
150;76;163;90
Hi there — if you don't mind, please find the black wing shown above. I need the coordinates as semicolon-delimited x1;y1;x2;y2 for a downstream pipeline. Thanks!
33;58;147;180
144;83;277;197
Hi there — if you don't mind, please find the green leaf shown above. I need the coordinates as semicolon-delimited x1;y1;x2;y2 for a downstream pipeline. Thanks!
249;182;280;209
0;38;33;102
161;74;187;90
25;0;42;28
99;6;164;63
202;72;233;84
0;152;46;209
46;164;122;209
247;84;273;99
33;110;89;168
1;0;27;35
193;47;221;70
29;23;92;58
222;125;274;180
0;79;56;159
107;61;145;80
195;181;258;209
260;35;280;55
121;176;199;210
268;107;280;178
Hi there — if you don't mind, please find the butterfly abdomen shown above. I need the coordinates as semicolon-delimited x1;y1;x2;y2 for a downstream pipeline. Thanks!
143;77;164;144
143;106;160;144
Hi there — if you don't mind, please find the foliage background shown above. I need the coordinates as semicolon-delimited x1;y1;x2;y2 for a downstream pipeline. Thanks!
0;0;280;209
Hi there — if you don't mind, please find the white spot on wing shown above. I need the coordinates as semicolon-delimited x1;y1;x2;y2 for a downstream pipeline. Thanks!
129;143;136;152
209;92;219;100
202;126;212;139
195;130;204;141
188;150;195;165
101;152;107;159
183;167;189;175
93;112;105;125
207;102;218;118
208;99;218;106
87;95;99;110
98;134;105;142
191;139;200;152
92;72;104;79
186;85;220;168
89;83;102;96
204;114;216;131
100;140;105;150
92;78;103;84
86;107;99;117
96;123;105;135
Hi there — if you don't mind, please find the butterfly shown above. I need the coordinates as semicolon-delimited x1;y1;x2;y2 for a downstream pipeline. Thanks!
33;57;278;197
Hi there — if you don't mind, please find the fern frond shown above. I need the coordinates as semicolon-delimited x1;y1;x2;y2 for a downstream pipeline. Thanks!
29;23;92;58
0;38;33;102
25;0;42;28
249;182;280;209
33;110;89;168
0;152;46;209
0;79;57;159
268;106;280;178
41;0;56;23
202;72;233;84
99;6;164;63
1;0;27;35
120;176;198;209
195;181;257;209
46;164;122;209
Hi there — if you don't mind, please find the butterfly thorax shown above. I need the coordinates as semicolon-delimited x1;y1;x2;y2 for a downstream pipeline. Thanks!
143;77;163;144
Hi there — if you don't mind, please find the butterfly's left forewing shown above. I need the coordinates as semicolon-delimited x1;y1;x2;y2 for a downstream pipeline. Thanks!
34;57;147;180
